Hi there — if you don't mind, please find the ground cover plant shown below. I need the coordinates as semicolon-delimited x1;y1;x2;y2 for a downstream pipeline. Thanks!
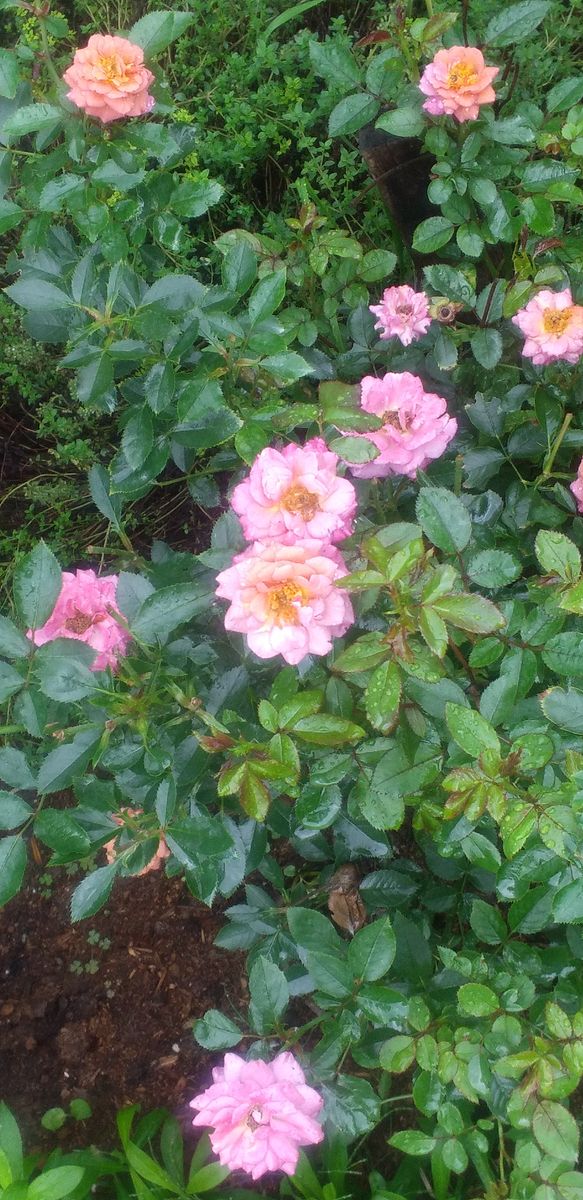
2;0;583;1196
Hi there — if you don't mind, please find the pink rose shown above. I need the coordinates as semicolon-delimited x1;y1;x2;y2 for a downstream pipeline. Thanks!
28;568;130;671
344;372;457;480
104;808;170;876
231;438;357;544
190;1052;324;1180
63;34;155;124
571;459;583;512
419;46;499;123
215;539;354;665
369;285;431;346
512;288;583;365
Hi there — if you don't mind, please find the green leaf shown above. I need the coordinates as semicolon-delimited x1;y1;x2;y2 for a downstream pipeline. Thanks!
358;249;397;282
248;270;286;325
328;93;379;136
347;916;396;981
174;381;241;451
432;594;505;634
221;240;257;295
194;1009;242;1050
470;328;503;369
128;9;193;55
320;1077;380;1139
328;435;379;464
0;1104;22;1180
13;541;61;631
457;983;499;1017
88;464;122;530
145;362;176;414
291;715;364;746
470;898;507;945
0;836;26;908
39;174;84;212
522;159;579;191
0;662;23;703
487;115;536;145
4;103;62;140
248;955;289;1033
379;1034;416;1072
27;1167;85;1200
171;177;223;218
390;1131;436;1156
0;50;18;99
532;1101;579;1163
416;488;471;554
70;864;117;922
186;1162;231;1193
308;39;361;89
412;217;454;254
333;633;389;673
484;0;550;45
0;615;32;659
361;747;439;830
34;640;97;701
547;78;583;113
364;660;401;733
553;879;583;924
376;105;425;137
122;412;154;471
0;748;35;790
542;634;583;677
0;794;32;831
37;728;102;795
124;1143;180;1192
261;352;312;385
0;198;24;235
467;550;521;589
541;687;583;733
445;702;501;758
423;265;476;306
131;583;209;643
535;531;581;582
34;810;91;864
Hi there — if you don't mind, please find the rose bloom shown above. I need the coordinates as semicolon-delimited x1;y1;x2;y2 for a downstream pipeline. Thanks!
28;568;130;671
369;285;431;346
571;459;583;512
419;45;499;123
63;34;155;124
345;372;457;480
190;1052;324;1180
230;438;356;544
104;808;170;877
512;288;583;365
215;539;354;665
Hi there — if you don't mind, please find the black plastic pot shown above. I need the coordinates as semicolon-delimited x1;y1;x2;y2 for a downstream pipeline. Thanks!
358;123;434;243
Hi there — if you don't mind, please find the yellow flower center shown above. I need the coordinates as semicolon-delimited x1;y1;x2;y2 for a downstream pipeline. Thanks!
65;611;95;634
266;581;306;625
542;307;572;335
282;484;320;521
98;54;129;85
446;61;478;90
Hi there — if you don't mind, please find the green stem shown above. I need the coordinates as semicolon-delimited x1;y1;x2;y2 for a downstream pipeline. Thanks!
540;412;573;481
37;16;62;91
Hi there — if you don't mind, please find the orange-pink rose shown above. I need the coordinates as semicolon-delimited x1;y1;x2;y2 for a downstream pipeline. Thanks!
419;46;499;123
104;808;170;876
63;34;155;124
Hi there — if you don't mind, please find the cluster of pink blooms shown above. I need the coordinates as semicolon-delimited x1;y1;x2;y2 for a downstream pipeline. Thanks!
191;1051;324;1180
104;808;170;876
348;372;458;480
28;568;130;671
63;34;154;123
512;288;583;366
419;45;499;123
216;439;356;665
370;285;431;346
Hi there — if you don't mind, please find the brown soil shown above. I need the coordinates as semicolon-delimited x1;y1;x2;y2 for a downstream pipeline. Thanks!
0;865;246;1154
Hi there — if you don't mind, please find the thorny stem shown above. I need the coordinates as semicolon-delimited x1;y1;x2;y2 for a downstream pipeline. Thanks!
37;14;62;90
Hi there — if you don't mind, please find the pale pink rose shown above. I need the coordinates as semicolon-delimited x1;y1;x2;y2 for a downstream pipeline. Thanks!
345;372;457;480
369;285;431;346
215;539;354;665
190;1052;324;1180
570;459;583;512
231;438;356;544
104;808;170;876
419;46;499;123
512;288;583;365
28;568;130;671
63;34;155;124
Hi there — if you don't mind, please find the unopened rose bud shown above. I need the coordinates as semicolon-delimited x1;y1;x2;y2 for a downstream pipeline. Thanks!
198;734;236;752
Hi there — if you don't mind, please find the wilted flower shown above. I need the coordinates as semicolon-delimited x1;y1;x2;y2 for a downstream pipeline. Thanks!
28;568;130;671
571;458;583;512
190;1052;324;1180
215;539;354;665
512;288;583;365
63;34;155;123
104;808;170;876
419;45;499;123
369;285;431;346
345;372;457;480
428;297;464;324
230;438;356;544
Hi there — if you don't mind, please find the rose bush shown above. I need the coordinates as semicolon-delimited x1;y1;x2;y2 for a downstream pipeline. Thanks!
2;1;583;1197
